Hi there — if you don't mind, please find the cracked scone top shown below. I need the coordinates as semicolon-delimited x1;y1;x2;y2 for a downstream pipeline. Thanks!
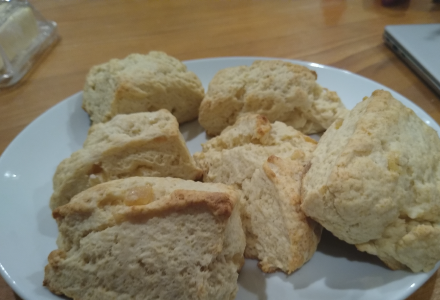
301;90;440;272
198;60;348;136
44;177;245;300
82;51;205;124
194;113;321;274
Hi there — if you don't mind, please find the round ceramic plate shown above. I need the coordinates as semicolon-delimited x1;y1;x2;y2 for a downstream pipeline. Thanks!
0;57;438;300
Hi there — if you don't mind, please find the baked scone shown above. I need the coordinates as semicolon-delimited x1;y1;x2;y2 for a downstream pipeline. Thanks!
194;113;321;274
50;110;202;210
301;90;440;272
82;51;204;124
242;155;321;273
198;60;348;136
44;177;246;300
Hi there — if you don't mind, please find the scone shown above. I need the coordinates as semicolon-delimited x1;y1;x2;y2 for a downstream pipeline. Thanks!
242;155;321;273
82;51;204;124
301;90;440;272
194;113;321;274
50;110;202;210
198;60;348;136
44;177;246;300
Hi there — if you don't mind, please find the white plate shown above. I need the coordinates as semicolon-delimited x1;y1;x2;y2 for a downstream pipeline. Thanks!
0;57;439;300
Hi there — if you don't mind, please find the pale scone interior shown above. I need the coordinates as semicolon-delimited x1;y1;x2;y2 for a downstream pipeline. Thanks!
44;177;246;300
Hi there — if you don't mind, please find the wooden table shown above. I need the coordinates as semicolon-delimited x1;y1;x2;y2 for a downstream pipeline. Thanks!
1;0;439;299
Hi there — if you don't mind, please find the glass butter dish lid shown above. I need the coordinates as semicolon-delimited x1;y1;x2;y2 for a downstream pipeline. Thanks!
0;0;58;88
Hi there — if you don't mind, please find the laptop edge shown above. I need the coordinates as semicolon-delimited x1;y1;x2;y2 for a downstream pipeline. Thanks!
383;26;440;96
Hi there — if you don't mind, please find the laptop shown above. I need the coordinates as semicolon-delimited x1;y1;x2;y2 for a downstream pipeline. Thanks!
383;24;440;96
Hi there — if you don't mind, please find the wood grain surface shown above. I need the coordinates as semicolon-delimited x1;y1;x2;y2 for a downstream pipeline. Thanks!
0;0;439;299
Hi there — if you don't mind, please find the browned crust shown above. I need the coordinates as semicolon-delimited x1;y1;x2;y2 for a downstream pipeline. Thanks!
118;190;235;223
170;189;234;216
257;261;278;274
242;256;280;274
259;155;322;275
53;179;238;225
193;170;204;182
252;60;318;80
254;114;271;139
43;250;67;294
53;202;93;221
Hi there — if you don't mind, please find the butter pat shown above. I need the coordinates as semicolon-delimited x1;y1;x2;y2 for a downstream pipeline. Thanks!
0;1;58;87
0;4;39;69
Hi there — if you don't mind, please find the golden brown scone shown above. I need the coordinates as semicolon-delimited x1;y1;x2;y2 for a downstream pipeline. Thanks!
198;60;348;136
242;156;321;273
44;177;245;300
82;51;204;124
301;90;440;272
194;113;321;274
50;110;202;210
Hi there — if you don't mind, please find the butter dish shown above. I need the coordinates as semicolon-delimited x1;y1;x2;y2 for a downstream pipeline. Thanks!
0;0;58;87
